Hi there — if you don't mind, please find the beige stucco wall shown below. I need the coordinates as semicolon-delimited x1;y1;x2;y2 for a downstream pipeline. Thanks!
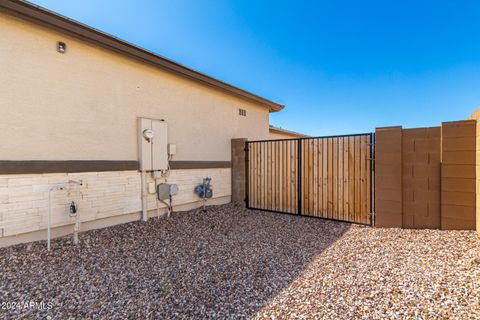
0;12;270;162
0;11;273;247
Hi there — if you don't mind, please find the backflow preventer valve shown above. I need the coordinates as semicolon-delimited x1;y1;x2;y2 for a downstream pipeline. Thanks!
194;177;213;211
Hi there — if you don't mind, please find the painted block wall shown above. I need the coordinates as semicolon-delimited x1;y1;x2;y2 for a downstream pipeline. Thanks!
375;121;476;230
0;169;230;242
375;126;403;227
440;121;476;230
402;127;441;229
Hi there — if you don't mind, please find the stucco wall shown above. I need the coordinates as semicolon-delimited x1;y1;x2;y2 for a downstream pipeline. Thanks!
0;11;272;247
0;12;270;162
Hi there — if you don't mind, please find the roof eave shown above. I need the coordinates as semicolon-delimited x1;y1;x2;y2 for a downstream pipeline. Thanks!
0;0;285;112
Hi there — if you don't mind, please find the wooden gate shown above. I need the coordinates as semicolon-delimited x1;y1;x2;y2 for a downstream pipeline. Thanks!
246;133;375;225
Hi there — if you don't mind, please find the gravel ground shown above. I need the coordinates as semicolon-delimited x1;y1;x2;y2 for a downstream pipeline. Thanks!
0;203;478;319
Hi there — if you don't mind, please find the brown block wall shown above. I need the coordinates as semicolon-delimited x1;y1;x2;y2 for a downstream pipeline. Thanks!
375;126;403;227
231;138;247;204
441;120;476;230
402;127;441;229
375;121;477;230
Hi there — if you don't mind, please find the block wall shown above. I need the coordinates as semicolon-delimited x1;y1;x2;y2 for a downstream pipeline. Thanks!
441;121;476;230
0;168;231;238
375;126;403;227
375;121;476;230
402;127;441;229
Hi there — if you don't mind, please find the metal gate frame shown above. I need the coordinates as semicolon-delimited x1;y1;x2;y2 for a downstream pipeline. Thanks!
245;133;375;226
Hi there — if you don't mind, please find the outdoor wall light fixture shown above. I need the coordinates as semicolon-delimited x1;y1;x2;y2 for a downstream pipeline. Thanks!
57;41;66;53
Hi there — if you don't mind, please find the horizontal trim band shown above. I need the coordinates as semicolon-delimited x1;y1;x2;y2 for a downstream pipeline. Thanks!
0;160;231;174
169;161;231;169
0;161;139;174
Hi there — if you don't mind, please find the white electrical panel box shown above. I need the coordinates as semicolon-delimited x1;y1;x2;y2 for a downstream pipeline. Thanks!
138;118;168;171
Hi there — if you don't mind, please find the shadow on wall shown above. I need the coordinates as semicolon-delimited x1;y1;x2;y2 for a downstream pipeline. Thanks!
0;203;350;319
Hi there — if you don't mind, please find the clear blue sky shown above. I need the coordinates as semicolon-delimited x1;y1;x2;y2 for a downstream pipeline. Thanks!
32;0;480;136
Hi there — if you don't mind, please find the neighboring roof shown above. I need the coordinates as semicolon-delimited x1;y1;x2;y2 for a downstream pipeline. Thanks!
269;125;309;138
0;0;285;112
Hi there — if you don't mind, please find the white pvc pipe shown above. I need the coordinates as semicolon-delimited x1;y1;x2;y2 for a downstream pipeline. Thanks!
141;170;148;221
47;190;52;251
71;189;82;246
73;218;79;245
47;184;64;251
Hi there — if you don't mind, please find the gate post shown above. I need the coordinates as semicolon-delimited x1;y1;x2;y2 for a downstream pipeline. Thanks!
231;138;248;206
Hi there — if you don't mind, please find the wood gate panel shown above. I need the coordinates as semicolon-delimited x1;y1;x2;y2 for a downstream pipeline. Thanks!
246;133;374;225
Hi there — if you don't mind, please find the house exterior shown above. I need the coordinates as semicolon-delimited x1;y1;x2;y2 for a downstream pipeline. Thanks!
0;0;284;246
269;125;308;139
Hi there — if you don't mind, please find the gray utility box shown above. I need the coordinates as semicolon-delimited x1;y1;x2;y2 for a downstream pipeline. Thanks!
157;183;179;200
